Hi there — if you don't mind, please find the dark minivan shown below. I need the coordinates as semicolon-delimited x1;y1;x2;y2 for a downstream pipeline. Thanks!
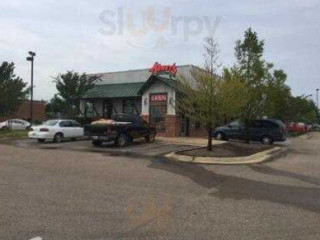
213;119;287;144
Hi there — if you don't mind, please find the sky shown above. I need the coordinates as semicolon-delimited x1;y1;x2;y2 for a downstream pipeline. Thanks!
1;0;319;102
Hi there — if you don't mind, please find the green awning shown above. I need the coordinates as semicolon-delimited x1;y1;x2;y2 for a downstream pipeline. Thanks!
83;82;145;99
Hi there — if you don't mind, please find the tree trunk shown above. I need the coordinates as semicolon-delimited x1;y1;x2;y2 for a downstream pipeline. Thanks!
207;128;212;151
245;120;250;144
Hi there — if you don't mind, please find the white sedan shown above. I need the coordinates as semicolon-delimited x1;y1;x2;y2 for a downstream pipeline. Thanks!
28;119;84;143
0;119;31;130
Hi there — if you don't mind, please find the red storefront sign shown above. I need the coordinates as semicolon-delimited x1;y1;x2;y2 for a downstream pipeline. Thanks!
150;94;167;102
149;62;177;76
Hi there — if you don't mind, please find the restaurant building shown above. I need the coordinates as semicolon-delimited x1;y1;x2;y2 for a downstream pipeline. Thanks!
80;63;206;137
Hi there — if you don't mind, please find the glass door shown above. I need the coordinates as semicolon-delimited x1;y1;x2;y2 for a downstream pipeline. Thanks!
149;105;167;132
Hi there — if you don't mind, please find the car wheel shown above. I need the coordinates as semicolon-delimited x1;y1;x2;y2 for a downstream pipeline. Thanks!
115;133;127;147
92;140;102;146
53;133;63;143
1;126;8;131
146;132;155;143
37;139;45;143
261;135;273;145
215;132;225;141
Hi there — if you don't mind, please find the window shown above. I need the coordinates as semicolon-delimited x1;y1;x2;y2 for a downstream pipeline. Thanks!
43;120;59;126
253;120;263;128
123;100;135;114
59;121;72;128
85;102;94;117
71;121;81;127
103;100;113;118
262;120;277;128
229;121;241;127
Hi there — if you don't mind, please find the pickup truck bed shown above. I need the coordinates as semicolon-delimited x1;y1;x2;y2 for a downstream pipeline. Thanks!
84;114;156;147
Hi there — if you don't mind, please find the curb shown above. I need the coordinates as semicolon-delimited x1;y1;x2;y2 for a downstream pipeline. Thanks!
165;146;288;165
0;137;28;141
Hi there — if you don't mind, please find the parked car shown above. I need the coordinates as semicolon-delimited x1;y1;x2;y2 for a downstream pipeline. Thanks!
307;124;313;132
313;124;320;131
0;119;31;130
213;119;287;145
287;122;307;133
28;119;84;143
84;114;156;147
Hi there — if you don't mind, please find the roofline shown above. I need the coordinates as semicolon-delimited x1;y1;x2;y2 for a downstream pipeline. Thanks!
20;99;46;103
94;82;145;86
137;75;177;95
87;64;199;76
80;96;141;100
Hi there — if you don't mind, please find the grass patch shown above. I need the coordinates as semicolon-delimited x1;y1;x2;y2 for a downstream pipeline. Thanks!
287;132;304;138
0;130;29;139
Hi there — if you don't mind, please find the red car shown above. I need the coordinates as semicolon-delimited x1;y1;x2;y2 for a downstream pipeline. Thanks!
287;122;307;133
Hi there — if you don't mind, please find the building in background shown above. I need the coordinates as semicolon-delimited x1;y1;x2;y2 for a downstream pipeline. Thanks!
0;100;47;122
80;63;207;137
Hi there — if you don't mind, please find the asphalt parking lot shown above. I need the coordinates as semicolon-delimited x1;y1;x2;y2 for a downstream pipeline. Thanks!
1;134;319;240
9;138;197;158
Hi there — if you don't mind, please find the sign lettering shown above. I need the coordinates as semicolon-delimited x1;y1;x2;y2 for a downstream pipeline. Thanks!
149;62;177;76
150;94;167;102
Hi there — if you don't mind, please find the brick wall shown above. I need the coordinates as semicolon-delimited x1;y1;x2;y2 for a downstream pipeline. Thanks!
165;115;180;137
140;114;208;138
0;100;47;122
140;114;181;137
188;120;207;138
189;126;207;138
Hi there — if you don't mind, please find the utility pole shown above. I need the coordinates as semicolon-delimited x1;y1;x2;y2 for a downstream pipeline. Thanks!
26;51;36;125
317;88;319;110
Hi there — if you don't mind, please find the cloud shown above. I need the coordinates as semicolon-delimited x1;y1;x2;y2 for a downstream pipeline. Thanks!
0;0;319;101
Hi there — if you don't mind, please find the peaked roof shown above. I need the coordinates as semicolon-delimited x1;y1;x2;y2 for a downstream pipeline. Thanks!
83;82;144;99
137;75;178;95
89;65;195;85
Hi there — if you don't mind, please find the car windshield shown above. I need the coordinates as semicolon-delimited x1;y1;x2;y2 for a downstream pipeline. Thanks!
274;119;285;127
229;121;242;127
42;120;59;126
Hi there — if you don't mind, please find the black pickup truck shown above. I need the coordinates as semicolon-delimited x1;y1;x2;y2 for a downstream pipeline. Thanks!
84;114;156;147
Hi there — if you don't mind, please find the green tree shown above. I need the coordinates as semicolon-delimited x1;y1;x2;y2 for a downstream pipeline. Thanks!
0;62;29;116
263;66;292;121
228;28;268;143
52;71;101;117
178;37;248;151
287;95;318;123
45;94;68;118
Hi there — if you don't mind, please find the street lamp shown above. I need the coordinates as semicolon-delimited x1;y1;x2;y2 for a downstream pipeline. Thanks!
317;89;319;110
26;51;36;125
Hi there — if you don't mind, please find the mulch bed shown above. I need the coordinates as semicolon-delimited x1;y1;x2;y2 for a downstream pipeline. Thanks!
178;141;273;158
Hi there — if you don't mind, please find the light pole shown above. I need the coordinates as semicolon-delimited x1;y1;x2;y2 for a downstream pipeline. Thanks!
317;89;319;110
26;51;36;125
